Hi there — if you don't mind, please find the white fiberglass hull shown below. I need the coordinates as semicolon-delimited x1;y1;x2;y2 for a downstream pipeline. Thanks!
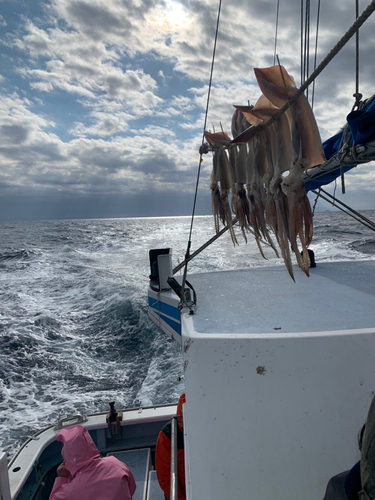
150;260;375;500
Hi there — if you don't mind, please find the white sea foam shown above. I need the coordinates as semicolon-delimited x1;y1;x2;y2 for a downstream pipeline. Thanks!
0;211;374;457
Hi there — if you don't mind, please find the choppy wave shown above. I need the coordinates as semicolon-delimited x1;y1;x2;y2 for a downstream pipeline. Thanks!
0;249;33;261
0;211;374;456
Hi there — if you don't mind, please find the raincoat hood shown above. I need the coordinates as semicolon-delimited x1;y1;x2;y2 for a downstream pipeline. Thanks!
176;393;185;431
56;425;100;477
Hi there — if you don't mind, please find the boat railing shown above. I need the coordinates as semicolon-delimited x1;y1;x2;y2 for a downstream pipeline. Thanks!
170;416;178;500
0;452;11;500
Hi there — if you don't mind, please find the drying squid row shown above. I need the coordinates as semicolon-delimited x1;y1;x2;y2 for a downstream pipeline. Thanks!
205;65;326;280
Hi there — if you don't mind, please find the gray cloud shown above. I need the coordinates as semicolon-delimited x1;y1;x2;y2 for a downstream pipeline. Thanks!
1;0;375;222
66;1;130;36
0;124;29;144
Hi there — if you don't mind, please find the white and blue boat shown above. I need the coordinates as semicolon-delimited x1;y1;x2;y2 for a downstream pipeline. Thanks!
2;1;375;500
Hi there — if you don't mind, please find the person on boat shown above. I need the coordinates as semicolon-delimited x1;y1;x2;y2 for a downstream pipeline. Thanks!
323;395;375;500
322;460;361;500
359;395;375;500
49;425;136;500
155;393;186;500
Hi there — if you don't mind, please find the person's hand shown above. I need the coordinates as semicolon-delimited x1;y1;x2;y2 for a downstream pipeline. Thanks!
57;461;71;478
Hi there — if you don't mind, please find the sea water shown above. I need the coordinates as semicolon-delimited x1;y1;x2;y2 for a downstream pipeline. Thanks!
1;211;375;457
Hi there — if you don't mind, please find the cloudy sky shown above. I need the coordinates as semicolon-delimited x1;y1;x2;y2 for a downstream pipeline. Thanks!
1;0;375;221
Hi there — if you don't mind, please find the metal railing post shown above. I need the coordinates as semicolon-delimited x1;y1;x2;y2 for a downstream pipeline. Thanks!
170;417;178;500
0;452;12;500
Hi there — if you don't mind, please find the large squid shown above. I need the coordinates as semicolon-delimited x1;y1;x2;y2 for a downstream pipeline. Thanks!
249;100;294;279
254;65;325;276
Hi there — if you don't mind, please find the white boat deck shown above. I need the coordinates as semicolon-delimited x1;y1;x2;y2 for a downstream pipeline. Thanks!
188;260;375;334
179;260;375;500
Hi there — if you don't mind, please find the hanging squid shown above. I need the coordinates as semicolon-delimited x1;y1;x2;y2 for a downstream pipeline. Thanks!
254;65;325;276
249;100;294;279
231;109;252;241
205;131;238;245
251;130;279;258
236;97;280;259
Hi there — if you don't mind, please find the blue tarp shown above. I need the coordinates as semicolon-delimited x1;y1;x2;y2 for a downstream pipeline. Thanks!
304;96;375;193
322;96;375;160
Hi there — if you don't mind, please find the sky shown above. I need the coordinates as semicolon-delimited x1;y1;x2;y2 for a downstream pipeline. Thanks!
1;0;375;222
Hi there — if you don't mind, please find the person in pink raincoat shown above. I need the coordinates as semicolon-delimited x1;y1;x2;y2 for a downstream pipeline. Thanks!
49;425;136;500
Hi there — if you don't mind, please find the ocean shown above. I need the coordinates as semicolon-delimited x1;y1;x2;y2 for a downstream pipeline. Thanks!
1;210;375;458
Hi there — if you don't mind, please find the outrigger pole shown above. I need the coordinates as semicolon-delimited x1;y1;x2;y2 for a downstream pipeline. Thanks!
173;219;238;275
312;188;375;233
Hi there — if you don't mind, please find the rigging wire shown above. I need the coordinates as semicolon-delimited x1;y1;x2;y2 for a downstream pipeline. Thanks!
349;1;363;109
355;0;360;97
339;1;362;195
179;0;223;306
175;0;375;274
258;0;375;137
311;0;321;109
302;0;311;98
274;0;280;65
207;0;375;156
301;0;304;85
304;0;311;99
312;188;375;232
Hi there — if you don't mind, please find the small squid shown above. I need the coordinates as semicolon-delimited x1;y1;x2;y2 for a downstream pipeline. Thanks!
205;131;238;245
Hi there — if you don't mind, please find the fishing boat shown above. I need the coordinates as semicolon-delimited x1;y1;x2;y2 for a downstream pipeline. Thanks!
2;1;375;500
148;0;375;498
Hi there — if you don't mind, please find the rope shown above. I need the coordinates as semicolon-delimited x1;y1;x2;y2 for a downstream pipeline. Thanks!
207;1;375;152
337;1;364;197
259;0;375;135
312;188;321;216
274;0;280;65
311;0;321;109
174;0;375;274
179;0;223;307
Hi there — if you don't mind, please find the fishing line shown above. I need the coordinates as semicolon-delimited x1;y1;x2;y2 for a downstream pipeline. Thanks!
180;0;223;306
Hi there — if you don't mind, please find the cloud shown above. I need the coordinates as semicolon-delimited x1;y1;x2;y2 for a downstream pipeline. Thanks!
22;58;159;101
1;0;375;222
70;112;132;138
0;124;29;144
